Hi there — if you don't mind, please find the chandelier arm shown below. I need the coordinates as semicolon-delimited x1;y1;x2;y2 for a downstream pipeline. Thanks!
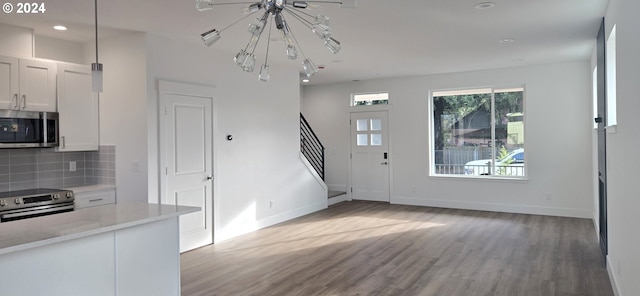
301;1;342;3
220;9;260;32
264;14;273;65
283;8;314;29
282;15;308;60
286;6;317;20
205;1;259;5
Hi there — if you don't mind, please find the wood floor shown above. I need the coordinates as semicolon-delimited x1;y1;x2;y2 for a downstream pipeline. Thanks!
181;201;614;296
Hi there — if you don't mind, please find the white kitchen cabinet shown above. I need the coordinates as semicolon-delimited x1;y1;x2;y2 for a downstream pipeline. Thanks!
56;62;99;151
0;56;19;109
0;55;57;112
73;185;116;209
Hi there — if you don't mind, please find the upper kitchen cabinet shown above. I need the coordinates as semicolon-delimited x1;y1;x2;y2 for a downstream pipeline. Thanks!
0;55;57;112
56;63;99;152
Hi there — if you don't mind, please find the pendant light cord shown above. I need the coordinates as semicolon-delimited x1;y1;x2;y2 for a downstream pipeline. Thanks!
94;0;99;64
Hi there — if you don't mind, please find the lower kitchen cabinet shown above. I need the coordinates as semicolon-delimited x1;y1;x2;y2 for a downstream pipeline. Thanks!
71;185;116;209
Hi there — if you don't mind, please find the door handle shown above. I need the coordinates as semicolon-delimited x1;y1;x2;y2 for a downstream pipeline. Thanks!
206;175;213;181
380;162;388;165
12;94;18;109
594;117;603;123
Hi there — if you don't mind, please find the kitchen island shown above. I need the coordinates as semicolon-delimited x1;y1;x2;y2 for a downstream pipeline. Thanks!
0;203;199;296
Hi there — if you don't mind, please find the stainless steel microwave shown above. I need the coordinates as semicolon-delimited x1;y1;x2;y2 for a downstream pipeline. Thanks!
0;110;58;148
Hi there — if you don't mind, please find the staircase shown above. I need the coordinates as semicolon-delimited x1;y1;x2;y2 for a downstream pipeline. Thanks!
300;113;325;180
300;113;347;204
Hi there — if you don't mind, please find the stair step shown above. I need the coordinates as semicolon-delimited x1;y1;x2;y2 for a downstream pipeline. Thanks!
328;191;346;199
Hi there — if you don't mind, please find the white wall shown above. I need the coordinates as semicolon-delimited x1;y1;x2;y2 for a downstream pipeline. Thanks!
145;34;327;243
600;0;640;294
303;61;593;218
0;23;33;57
87;32;149;203
35;35;84;64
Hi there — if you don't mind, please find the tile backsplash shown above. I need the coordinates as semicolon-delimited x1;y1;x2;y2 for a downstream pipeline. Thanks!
0;145;115;192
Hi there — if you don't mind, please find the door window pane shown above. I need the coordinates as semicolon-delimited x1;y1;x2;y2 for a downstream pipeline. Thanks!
357;134;368;146
370;119;382;131
356;119;368;131
371;134;382;146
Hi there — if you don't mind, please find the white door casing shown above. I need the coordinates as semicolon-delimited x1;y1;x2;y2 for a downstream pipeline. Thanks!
350;111;390;202
159;81;216;253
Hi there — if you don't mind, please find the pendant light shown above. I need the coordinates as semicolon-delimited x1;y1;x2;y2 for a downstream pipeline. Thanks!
91;0;103;92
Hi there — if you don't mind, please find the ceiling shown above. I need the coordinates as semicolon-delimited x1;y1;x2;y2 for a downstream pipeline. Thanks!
0;0;608;85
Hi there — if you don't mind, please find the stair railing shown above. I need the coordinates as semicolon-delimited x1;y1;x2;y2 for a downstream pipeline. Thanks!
300;113;325;180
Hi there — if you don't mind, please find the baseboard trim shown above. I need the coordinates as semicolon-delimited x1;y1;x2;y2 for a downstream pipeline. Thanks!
607;256;622;296
215;201;327;243
328;194;348;206
392;196;592;218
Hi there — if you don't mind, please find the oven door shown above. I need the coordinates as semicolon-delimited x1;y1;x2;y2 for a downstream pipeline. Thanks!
0;202;75;222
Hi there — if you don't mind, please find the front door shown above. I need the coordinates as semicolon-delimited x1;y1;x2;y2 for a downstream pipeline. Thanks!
350;111;390;202
160;81;215;253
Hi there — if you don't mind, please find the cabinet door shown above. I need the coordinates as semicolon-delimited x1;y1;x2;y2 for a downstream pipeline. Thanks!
0;56;19;109
56;63;99;151
19;58;57;112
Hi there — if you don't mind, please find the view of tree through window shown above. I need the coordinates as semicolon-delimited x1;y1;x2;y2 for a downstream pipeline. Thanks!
432;87;525;177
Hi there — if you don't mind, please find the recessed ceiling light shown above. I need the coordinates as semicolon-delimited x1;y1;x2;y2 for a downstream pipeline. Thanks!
53;25;67;31
474;2;495;9
302;79;310;83
499;38;515;44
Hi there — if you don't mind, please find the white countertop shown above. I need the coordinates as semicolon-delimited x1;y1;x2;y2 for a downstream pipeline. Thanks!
0;203;199;255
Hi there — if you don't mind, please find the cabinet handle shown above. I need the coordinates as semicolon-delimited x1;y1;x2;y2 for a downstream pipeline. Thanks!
61;136;65;148
89;198;104;202
21;95;26;109
13;94;18;109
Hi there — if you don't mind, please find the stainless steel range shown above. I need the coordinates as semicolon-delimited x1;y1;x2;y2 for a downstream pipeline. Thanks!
0;188;75;222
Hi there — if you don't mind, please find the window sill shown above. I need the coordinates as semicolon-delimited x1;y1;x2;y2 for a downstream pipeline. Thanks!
429;174;529;183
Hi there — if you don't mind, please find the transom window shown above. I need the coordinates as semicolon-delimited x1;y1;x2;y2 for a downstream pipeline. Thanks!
352;92;389;106
431;87;526;178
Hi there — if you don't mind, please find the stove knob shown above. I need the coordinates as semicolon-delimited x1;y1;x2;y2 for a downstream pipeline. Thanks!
53;194;60;200
66;192;73;198
0;200;6;207
14;198;21;204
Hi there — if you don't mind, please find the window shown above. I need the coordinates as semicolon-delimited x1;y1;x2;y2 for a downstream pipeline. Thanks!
352;92;389;106
606;25;617;126
431;87;525;177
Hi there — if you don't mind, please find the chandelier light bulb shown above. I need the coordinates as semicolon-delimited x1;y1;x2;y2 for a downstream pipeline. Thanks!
243;3;262;14
241;54;256;72
195;0;215;11
325;37;341;54
286;45;298;60
259;65;271;81
302;58;318;77
249;18;267;36
312;23;331;40
201;29;221;46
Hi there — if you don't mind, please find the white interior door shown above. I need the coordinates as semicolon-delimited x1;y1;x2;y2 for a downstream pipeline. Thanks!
160;81;215;253
350;111;390;202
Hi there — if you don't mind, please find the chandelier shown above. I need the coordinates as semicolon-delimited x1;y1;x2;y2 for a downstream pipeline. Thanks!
196;0;342;82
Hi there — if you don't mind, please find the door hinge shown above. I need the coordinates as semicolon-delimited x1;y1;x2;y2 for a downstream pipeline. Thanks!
164;107;167;116
165;167;168;175
350;187;353;193
350;153;352;159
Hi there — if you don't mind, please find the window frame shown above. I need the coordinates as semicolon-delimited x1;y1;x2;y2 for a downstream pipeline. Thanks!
351;92;389;106
428;85;527;179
